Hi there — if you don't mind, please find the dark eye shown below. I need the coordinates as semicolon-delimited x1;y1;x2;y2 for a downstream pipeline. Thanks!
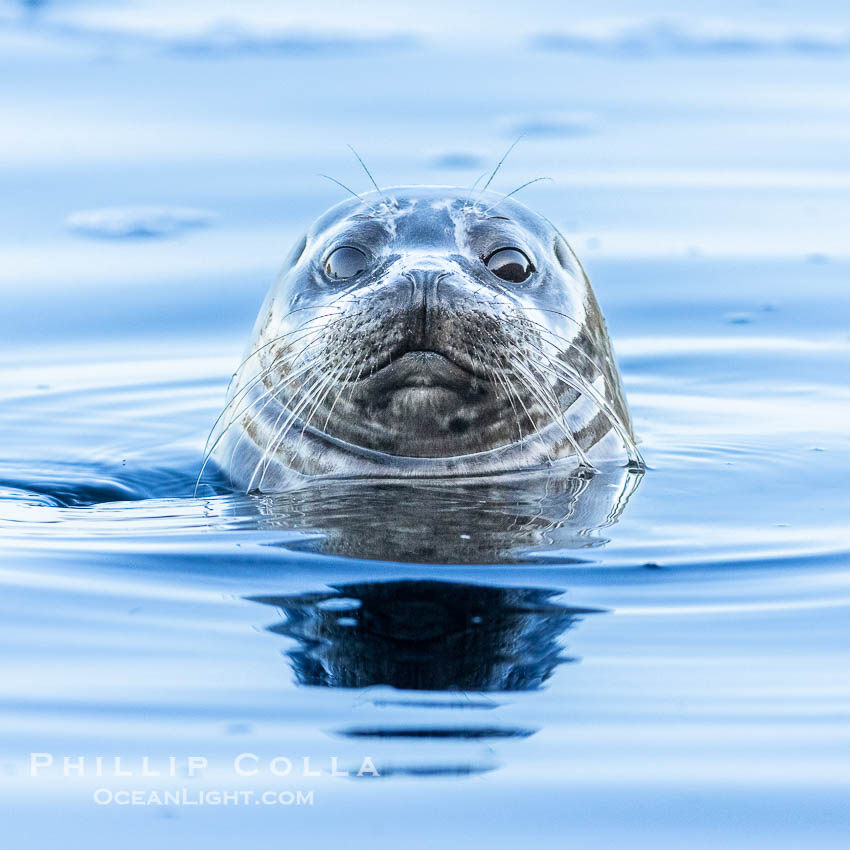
325;246;367;280
485;248;534;283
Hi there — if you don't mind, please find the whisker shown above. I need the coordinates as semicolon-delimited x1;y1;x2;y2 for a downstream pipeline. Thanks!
452;284;615;464
198;306;352;470
293;353;357;457
222;353;320;442
478;134;526;197
498;363;545;451
491;366;524;446
221;308;343;402
340;358;367;406
320;355;361;433
201;319;340;451
249;312;371;488
522;339;643;463
508;352;592;467
514;310;619;377
194;356;321;495
346;144;385;199
248;370;331;491
319;174;378;211
459;289;530;447
483;177;554;214
202;324;332;456
255;357;356;490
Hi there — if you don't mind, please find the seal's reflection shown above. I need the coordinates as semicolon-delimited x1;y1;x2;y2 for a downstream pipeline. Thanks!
251;462;642;564
251;580;601;692
249;580;603;776
243;464;638;774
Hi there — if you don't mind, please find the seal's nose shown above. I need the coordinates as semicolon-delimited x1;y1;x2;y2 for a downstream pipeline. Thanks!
402;267;450;339
402;267;450;291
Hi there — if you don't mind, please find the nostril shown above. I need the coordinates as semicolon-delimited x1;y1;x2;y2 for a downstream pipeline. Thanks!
402;270;450;284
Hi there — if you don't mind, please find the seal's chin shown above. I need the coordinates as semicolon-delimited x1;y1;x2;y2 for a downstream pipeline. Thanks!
357;350;490;446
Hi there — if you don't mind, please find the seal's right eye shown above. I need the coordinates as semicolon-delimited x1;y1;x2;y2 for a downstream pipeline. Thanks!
325;246;367;280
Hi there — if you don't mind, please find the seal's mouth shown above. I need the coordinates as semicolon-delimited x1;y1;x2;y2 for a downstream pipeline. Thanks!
362;350;482;393
352;347;487;389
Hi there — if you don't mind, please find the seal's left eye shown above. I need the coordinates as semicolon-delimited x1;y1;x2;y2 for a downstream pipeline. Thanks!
325;246;367;280
485;248;534;283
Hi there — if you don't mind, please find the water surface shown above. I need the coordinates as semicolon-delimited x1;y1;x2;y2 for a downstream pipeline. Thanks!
1;1;849;846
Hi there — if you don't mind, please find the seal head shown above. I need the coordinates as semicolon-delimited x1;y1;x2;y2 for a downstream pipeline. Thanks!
210;187;638;491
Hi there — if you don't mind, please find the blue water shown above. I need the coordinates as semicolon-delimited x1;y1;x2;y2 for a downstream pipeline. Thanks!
1;1;849;846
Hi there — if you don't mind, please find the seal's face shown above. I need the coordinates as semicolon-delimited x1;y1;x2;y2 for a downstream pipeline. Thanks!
218;187;636;488
292;189;589;458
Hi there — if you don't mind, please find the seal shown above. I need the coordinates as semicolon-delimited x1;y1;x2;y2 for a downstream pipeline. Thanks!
205;186;640;492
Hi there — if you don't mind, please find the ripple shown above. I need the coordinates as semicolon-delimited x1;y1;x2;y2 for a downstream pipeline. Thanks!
66;206;216;240
505;111;596;139
533;19;850;57
0;15;418;59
